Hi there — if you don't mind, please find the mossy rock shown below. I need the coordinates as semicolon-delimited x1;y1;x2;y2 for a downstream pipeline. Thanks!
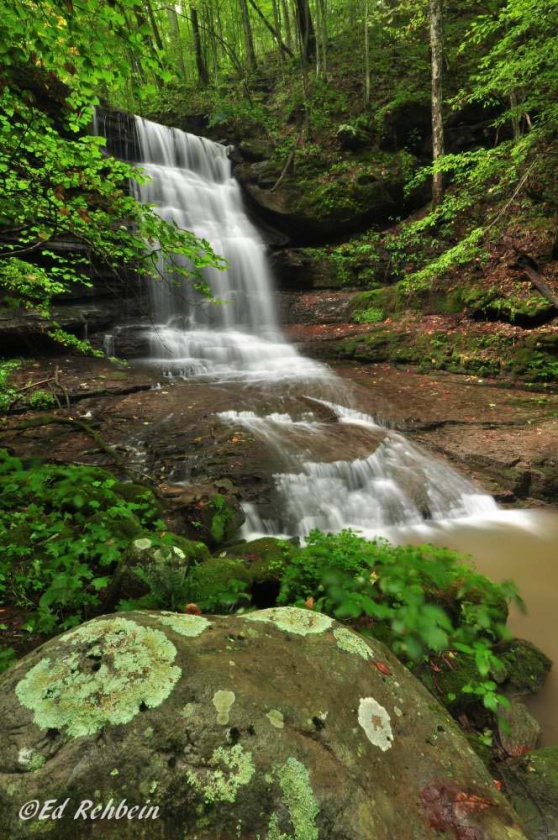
349;286;402;320
220;537;298;607
413;652;482;715
184;558;252;613
0;609;526;839
463;286;557;326
501;747;558;839
498;639;552;695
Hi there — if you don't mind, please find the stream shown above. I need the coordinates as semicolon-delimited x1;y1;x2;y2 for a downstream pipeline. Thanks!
103;116;558;744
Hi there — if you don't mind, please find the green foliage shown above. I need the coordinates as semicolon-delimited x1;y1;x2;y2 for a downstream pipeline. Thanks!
0;360;20;411
0;0;226;351
354;307;385;324
0;450;163;633
277;529;522;710
209;493;234;543
0;645;17;674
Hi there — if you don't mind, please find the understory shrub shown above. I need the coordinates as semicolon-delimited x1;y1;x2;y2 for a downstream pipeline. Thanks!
0;449;164;633
277;529;522;712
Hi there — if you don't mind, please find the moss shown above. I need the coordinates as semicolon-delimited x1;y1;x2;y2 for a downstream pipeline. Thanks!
349;286;402;319
245;607;332;636
269;757;320;840
333;627;373;660
413;653;481;714
170;535;211;563
184;558;252;613
15;617;181;737
223;537;295;585
463;285;557;325
499;639;552;694
186;744;255;804
156;612;212;638
501;747;558;836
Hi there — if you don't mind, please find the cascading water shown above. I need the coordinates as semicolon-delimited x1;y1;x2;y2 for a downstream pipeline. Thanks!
119;116;499;536
132;117;327;383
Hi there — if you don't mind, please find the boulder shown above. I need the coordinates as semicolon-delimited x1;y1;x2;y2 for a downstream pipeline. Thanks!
498;640;552;696
501;747;558;839
497;700;541;758
0;608;526;839
233;153;419;244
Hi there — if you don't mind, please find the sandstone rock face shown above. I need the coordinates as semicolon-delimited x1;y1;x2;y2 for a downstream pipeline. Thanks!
0;608;525;839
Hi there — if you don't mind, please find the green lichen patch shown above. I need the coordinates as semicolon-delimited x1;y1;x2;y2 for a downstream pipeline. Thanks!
245;607;332;636
186;744;255;804
268;757;320;840
156;611;211;637
358;697;393;751
333;627;372;660
133;537;153;552
267;709;285;729
213;689;236;725
15;617;181;738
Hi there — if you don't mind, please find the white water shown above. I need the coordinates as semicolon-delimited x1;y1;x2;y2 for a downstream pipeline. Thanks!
126;117;500;535
218;402;498;537
132;117;328;383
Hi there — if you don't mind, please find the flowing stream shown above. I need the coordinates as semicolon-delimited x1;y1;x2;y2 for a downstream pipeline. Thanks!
111;116;557;741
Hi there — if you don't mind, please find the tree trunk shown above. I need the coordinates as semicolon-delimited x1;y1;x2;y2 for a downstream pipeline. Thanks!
190;6;209;86
146;0;164;51
280;0;293;51
271;0;284;63
167;6;187;79
364;0;370;102
293;0;316;62
239;0;258;71
429;0;444;206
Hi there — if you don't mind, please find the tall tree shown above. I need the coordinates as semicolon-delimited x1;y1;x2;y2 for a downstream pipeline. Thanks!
363;0;370;103
239;0;258;71
429;0;445;206
293;0;316;62
190;5;209;85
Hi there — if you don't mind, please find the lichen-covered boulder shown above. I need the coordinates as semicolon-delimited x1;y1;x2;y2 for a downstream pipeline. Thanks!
0;608;525;839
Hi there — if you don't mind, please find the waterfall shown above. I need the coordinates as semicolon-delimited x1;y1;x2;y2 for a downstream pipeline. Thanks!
114;115;499;536
218;403;498;537
132;117;327;383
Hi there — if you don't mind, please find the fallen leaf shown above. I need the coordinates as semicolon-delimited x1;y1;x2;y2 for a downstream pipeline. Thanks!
371;660;392;676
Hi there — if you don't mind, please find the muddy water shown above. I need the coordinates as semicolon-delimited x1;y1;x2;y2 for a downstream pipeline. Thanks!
348;511;558;746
